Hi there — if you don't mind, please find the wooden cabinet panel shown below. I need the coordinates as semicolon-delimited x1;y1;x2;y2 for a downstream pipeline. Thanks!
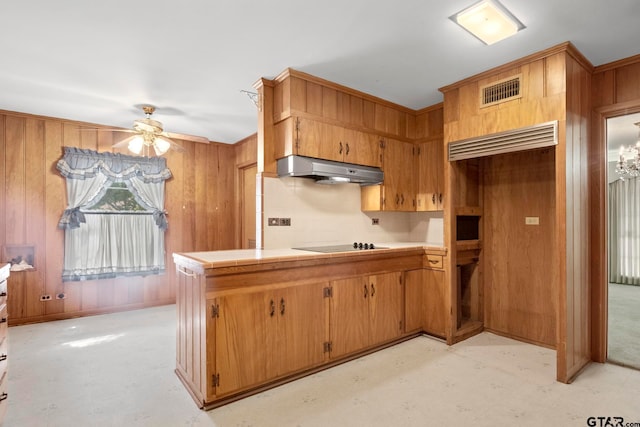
404;269;424;333
423;269;446;338
274;282;327;377
362;139;416;211
215;292;270;396
214;281;327;396
368;272;403;344
329;276;369;358
417;139;444;211
344;129;382;168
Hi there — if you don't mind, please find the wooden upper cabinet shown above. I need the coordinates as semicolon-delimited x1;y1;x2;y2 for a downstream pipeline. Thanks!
416;139;444;211
361;139;416;212
274;117;381;168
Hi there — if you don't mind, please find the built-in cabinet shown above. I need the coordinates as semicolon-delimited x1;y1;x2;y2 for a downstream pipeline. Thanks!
404;254;446;338
0;263;9;423
273;116;382;168
329;271;403;358
212;281;327;397
417;139;444;211
174;247;445;409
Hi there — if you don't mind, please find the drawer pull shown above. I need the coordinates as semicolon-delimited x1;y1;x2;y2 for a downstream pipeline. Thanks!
429;259;439;264
0;292;6;297
0;354;6;362
279;298;285;316
0;392;7;402
177;267;196;278
0;318;6;324
269;299;275;317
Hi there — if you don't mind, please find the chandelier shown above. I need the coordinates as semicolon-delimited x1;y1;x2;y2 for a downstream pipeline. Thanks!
616;121;640;180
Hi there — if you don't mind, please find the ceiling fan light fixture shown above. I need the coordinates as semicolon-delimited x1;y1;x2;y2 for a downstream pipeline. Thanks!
153;136;172;156
450;0;524;45
128;136;144;155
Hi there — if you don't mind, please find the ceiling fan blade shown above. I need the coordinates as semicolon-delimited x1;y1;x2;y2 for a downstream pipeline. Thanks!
111;134;138;149
163;131;209;144
81;127;136;134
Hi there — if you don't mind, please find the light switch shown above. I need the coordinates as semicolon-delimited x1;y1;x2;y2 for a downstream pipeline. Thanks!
525;217;540;225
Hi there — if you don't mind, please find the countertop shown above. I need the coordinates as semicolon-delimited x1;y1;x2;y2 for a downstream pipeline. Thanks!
173;242;447;270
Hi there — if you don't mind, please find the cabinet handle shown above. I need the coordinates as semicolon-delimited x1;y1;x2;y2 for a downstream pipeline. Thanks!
364;284;368;299
269;299;275;317
0;318;6;324
439;193;443;204
176;266;196;278
345;143;350;155
280;297;285;316
0;292;6;297
395;194;400;205
339;141;343;155
400;194;405;205
0;354;6;362
371;283;375;297
0;392;6;402
432;194;436;204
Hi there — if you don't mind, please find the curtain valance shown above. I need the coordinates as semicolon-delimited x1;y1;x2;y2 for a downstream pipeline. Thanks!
56;147;172;183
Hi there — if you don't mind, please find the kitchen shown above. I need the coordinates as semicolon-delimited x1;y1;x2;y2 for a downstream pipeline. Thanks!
2;1;640;425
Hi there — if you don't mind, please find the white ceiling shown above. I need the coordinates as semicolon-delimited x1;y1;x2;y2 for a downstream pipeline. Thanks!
1;1;639;144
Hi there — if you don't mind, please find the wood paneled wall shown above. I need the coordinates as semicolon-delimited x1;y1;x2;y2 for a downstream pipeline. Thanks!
0;110;237;325
483;149;557;347
590;54;640;362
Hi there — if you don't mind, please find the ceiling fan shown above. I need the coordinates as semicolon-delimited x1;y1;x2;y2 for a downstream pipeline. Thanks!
89;105;210;156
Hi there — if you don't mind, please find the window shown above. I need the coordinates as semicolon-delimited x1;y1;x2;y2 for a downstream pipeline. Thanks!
57;148;171;282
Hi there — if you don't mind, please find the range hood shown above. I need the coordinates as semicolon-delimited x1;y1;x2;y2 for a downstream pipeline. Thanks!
277;155;383;186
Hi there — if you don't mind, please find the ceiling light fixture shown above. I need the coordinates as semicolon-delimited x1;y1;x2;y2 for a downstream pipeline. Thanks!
616;122;640;180
450;0;525;45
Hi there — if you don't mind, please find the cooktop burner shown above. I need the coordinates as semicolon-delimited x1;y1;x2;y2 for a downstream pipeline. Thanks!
294;242;386;253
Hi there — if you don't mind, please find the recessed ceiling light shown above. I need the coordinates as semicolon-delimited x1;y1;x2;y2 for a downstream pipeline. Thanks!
450;0;525;45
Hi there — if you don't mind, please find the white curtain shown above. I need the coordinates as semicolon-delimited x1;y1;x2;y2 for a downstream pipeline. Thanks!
57;147;171;282
609;177;640;285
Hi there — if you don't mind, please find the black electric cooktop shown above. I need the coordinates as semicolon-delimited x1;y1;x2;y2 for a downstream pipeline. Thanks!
293;242;386;253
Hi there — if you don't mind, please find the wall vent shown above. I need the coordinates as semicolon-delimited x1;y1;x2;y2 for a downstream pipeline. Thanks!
448;121;558;161
480;74;522;107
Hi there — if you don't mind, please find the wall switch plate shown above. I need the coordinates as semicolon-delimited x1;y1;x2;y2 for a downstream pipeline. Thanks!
268;218;279;226
372;218;380;225
525;217;540;225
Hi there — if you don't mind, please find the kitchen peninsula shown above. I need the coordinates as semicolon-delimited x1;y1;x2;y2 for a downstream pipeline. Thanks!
173;243;447;409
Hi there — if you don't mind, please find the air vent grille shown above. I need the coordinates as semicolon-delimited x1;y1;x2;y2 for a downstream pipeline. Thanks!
448;121;558;161
481;75;522;107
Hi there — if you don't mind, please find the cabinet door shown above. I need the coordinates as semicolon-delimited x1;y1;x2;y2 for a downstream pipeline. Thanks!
423;269;447;337
274;282;328;377
404;269;424;333
329;276;370;358
215;291;271;396
368;271;403;345
382;139;416;211
297;118;343;162
344;129;381;168
417;139;444;211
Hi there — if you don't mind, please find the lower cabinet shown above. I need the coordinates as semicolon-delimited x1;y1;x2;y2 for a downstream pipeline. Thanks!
212;281;328;397
329;271;403;359
404;264;447;338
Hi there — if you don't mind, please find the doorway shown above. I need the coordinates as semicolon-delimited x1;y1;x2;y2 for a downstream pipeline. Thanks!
606;112;640;370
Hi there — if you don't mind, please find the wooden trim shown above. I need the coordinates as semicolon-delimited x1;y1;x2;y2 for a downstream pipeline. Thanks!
593;53;640;74
438;41;593;93
273;68;417;114
415;102;444;115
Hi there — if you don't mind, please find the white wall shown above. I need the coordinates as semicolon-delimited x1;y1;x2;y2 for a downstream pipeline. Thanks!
262;177;444;249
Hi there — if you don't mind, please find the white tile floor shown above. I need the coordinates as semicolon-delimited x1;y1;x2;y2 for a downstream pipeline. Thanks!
5;304;640;426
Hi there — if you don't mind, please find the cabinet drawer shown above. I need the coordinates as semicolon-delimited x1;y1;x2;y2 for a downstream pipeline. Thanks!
0;279;6;306
0;304;6;339
425;255;443;270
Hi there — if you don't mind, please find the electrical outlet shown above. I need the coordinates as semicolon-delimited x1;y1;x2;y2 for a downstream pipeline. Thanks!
268;218;280;226
279;218;291;226
40;295;52;301
525;216;540;225
372;218;380;225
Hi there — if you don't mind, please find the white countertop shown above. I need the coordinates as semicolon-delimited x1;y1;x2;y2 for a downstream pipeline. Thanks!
173;242;446;269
